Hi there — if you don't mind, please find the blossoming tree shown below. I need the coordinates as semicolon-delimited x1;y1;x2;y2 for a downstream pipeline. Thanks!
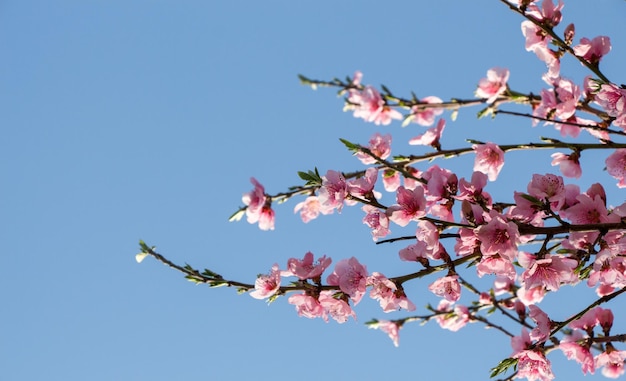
137;1;626;379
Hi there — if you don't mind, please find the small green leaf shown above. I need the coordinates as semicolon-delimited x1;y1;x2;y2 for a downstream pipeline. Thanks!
228;208;245;222
490;357;518;378
519;193;541;205
209;280;228;288
339;138;360;152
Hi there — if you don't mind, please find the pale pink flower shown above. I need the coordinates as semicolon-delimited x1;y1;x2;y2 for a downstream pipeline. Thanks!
285;252;332;281
512;328;532;354
561;194;620;224
521;20;550;52
515;350;555;381
386;185;427;227
454;227;480;257
250;264;281;299
473;142;505;181
518;252;578;291
411;96;443;126
476;255;516;280
435;300;470;332
294;196;332;223
526;0;563;26
475;211;520;261
534;78;580;123
595;349;626;378
455;171;492;205
362;205;391;241
528;305;551;343
382;169;401;192
369;320;401;347
347;167;378;200
559;331;595;375
409;118;445;150
605;149;626;188
551;152;581;178
368;272;415;312
569;307;599;331
398;241;430;263
422;165;457;201
356;133;392;164
517;285;546;306
475;67;510;103
428;275;461;302
318;291;356;323
288;293;327;321
410;96;444;126
573;36;611;64
527;173;566;210
347;85;402;126
318;170;347;213
597;307;614;333
242;177;275;230
326;257;368;304
595;83;626;117
587;248;626;294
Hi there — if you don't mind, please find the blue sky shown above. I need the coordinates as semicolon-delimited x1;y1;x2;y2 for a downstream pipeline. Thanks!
2;1;626;380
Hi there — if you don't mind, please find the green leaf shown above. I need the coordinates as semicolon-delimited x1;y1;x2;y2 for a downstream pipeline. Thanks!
138;240;150;253
228;208;245;222
339;138;360;153
519;193;541;205
209;280;228;288
490;357;518;378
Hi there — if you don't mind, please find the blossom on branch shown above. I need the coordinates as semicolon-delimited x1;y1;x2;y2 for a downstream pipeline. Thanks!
326;257;368;304
473;142;505;181
249;264;281;299
475;67;510;103
242;177;275;230
356;133;392;164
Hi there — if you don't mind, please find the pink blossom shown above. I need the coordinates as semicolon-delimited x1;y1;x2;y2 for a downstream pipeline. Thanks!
528;305;551;343
318;170;347;213
559;331;595;375
515;350;555;381
428;275;461;302
597;307;614;333
518;252;578;291
294;196;332;223
526;173;565;210
595;349;626;378
347;167;378;199
399;241;430;263
285;252;332;281
422;165;457;201
595;83;626;118
517;285;547;306
573;36;611;64
474;211;520;261
551;152;581;178
533;79;580;123
435;300;470;332
561;193;620;224
473;142;505;181
587;249;626;294
605;149;626;188
454;227;480;257
455;171;492;205
521;20;549;52
318;291;357;323
368;272;415;312
475;67;510;103
512;328;532;355
362;205;391;241
526;0;563;27
242;177;275;230
369;320;401;347
326;257;368;304
382;169;401;192
249;264;281;299
288;293;327;321
410;96;444;126
476;255;516;280
409;118;445;150
356;133;392;164
386;185;427;227
346;85;402;125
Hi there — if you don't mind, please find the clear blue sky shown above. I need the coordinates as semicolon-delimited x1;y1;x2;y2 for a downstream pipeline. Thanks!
2;2;625;380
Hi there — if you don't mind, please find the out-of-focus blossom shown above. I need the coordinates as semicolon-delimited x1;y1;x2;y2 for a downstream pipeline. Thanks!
475;67;510;103
605;149;626;188
356;133;392;164
409;118;446;150
574;36;611;64
369;319;401;347
410;96;444;126
473;142;505;181
551;152;582;178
